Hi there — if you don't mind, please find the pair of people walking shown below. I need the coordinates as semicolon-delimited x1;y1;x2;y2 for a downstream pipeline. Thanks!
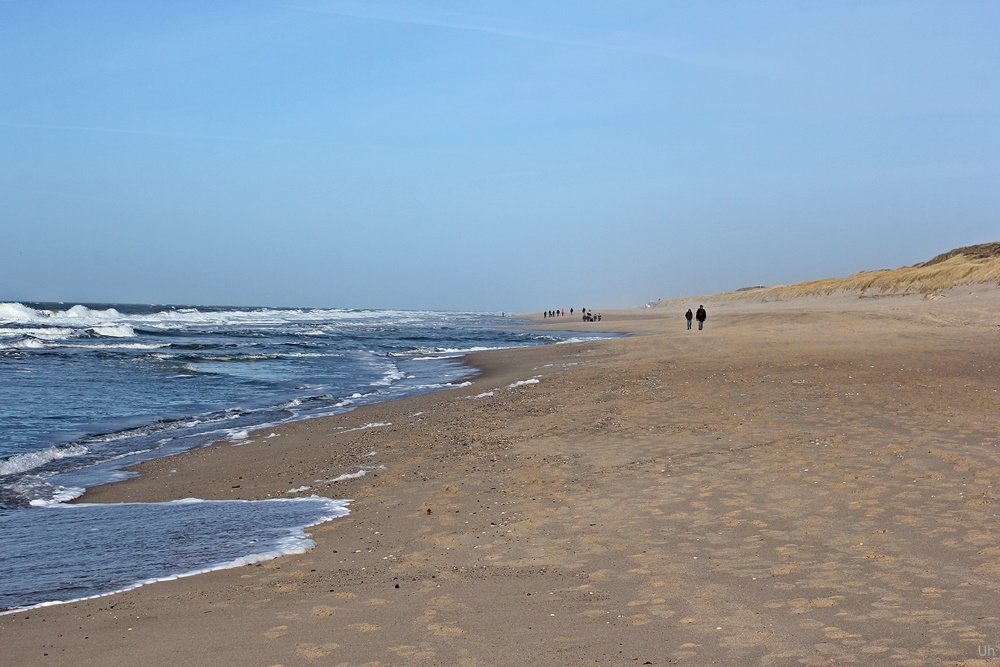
685;305;707;330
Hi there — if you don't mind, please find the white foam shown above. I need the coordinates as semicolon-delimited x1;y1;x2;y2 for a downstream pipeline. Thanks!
27;485;86;507
334;392;368;408
0;444;89;476
2;338;49;350
68;342;168;350
508;378;540;389
287;486;311;493
341;422;391;433
318;469;365;483
0;302;44;322
0;338;167;351
403;382;462;392
87;324;136;338
315;464;385;484
0;327;75;340
0;303;503;334
373;366;406;386
65;305;122;320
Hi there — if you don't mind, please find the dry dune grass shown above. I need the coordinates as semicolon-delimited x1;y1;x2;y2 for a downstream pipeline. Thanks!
717;244;1000;302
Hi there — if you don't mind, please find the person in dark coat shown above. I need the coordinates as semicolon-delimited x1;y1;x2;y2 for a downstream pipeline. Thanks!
685;308;693;330
696;305;707;330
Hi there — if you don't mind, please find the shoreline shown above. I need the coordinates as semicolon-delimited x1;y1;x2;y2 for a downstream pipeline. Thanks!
2;289;999;665
73;333;600;505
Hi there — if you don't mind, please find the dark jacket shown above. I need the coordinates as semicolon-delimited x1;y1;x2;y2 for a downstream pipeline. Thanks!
685;309;693;321
695;307;706;322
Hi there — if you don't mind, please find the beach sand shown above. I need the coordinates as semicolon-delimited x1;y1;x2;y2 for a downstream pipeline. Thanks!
2;287;998;666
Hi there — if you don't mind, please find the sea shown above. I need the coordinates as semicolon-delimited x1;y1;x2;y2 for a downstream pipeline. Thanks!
0;301;604;614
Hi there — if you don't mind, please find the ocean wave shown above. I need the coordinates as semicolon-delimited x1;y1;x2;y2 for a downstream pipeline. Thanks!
0;306;603;515
0;337;168;352
70;342;169;350
0;303;123;325
411;345;508;355
557;336;606;344
26;485;87;507
0;302;43;323
0;327;76;340
0;444;89;477
2;302;428;327
150;350;331;364
0;337;50;350
372;366;406;386
85;324;136;338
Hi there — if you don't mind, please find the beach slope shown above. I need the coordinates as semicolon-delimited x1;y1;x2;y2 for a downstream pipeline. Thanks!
2;285;999;665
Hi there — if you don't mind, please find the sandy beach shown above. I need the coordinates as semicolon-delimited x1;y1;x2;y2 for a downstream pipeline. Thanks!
2;286;998;666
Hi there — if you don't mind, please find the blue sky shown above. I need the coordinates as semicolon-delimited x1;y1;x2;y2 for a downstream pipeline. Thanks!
2;1;997;311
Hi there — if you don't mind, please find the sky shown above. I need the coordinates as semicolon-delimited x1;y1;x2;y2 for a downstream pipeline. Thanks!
2;1;998;311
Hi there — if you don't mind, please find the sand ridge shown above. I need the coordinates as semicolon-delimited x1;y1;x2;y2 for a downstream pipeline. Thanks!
1;287;998;665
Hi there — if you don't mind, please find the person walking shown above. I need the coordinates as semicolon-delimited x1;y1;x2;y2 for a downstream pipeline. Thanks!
696;305;707;330
685;308;693;330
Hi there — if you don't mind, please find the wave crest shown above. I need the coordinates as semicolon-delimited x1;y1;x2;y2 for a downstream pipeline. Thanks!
0;444;90;477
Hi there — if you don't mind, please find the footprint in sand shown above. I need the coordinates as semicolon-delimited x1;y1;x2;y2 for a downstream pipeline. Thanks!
427;623;465;637
294;643;340;660
823;626;862;640
347;622;381;633
769;563;799;576
389;645;437;661
264;625;288;639
810;596;842;608
312;606;337;618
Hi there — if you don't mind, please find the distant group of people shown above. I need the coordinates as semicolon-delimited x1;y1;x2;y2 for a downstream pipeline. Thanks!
542;307;602;322
685;305;707;330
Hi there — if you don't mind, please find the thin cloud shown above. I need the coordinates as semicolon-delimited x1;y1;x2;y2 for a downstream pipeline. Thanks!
281;2;756;74
0;121;297;145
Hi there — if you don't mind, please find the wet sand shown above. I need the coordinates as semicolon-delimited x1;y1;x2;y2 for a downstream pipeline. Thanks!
2;287;998;666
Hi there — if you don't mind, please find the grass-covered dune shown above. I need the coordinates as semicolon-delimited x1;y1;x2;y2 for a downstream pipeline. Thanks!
718;242;1000;301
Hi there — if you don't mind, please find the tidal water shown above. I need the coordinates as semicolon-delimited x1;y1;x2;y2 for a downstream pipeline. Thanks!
0;302;603;612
